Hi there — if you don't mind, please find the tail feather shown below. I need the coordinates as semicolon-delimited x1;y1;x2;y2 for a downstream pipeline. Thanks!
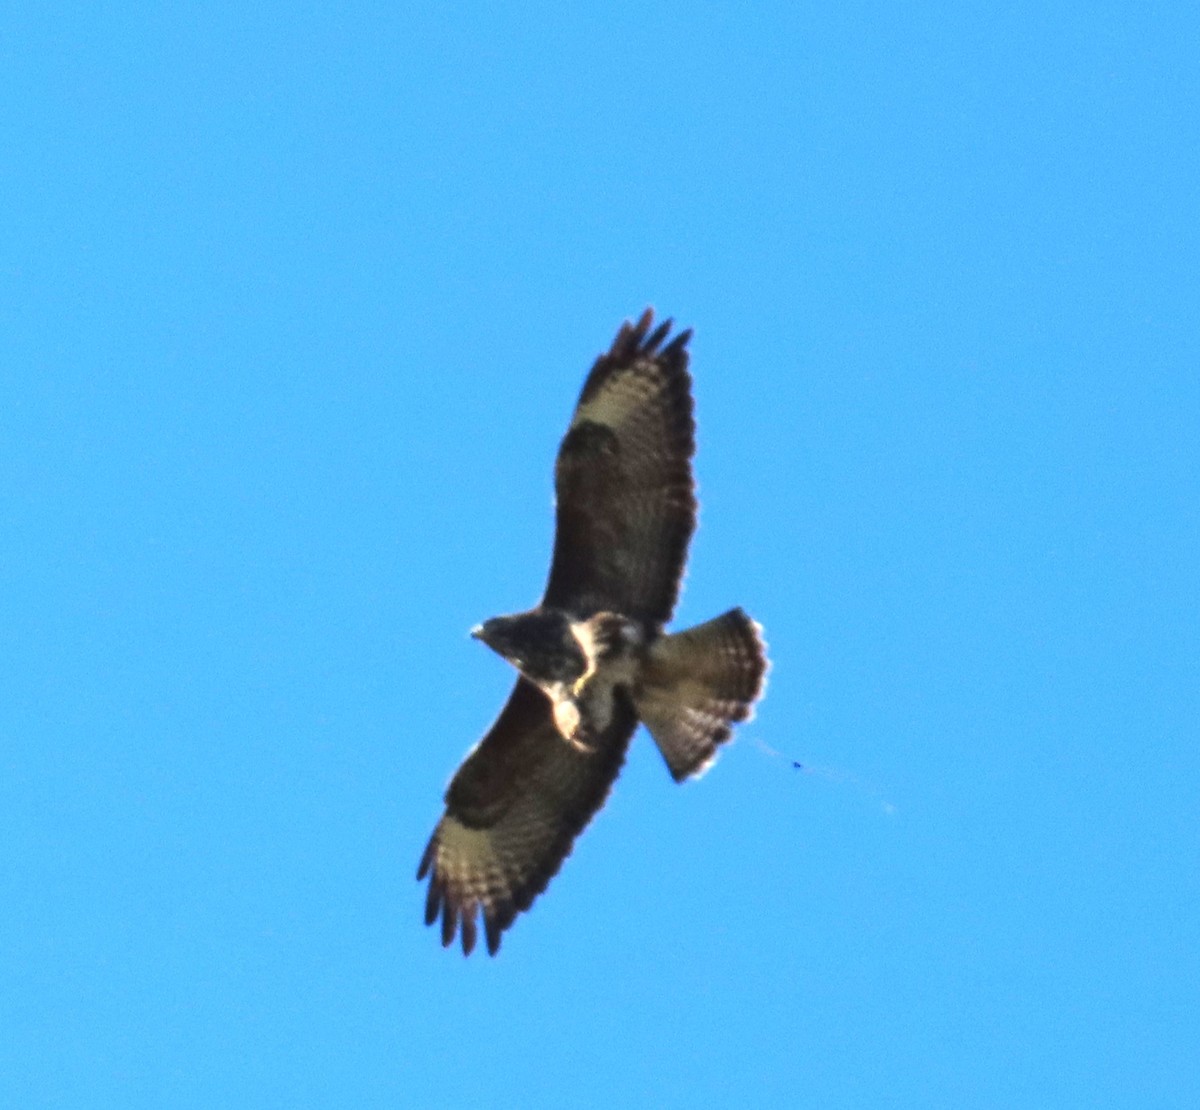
635;608;768;782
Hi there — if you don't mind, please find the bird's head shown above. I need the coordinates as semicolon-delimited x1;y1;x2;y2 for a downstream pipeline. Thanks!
471;610;586;685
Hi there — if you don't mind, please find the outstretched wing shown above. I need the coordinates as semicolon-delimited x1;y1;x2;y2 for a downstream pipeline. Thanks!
542;309;696;624
417;678;637;955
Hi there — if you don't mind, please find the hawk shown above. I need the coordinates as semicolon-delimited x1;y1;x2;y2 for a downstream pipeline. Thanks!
418;310;768;955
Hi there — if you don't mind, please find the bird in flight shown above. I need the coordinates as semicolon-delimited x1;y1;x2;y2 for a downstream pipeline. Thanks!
418;310;768;955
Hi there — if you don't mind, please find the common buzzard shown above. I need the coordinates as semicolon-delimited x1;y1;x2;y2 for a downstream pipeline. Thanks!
418;310;768;955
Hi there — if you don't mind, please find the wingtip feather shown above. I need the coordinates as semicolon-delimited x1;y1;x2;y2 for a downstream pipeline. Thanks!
663;327;692;356
424;876;441;926
645;316;673;351
485;916;503;956
416;836;434;881
440;900;458;948
460;908;478;956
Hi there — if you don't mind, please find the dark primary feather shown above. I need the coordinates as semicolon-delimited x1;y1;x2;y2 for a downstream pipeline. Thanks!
417;678;637;955
542;309;696;624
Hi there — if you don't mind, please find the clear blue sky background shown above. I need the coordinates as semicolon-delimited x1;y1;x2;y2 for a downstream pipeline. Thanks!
3;3;1197;1107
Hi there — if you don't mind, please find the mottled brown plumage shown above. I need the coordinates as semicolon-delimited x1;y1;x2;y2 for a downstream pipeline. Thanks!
544;312;696;623
418;310;767;955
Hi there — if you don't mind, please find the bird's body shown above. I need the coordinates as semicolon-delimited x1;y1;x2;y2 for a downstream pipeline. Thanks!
418;310;768;955
474;609;645;749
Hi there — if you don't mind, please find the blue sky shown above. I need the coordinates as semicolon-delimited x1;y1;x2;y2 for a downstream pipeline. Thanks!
3;3;1197;1106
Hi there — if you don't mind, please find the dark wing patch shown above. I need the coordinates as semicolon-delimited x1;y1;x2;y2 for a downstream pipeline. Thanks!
417;678;637;955
542;309;696;624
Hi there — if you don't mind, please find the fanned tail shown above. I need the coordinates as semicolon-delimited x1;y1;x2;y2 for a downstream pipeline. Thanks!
634;608;768;781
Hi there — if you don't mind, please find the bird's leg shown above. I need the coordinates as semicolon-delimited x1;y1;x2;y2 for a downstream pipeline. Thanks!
565;730;597;754
570;660;597;700
552;695;596;754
